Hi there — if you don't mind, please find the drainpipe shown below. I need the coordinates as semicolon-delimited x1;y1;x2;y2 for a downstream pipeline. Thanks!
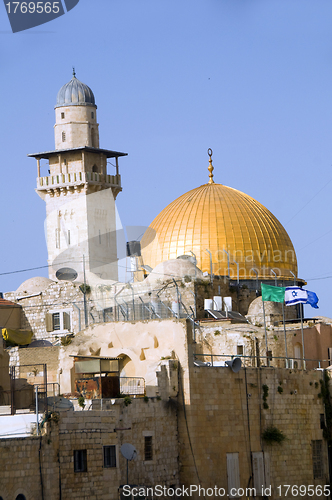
252;268;259;294
222;249;230;279
127;282;135;321
289;270;296;286
206;249;213;286
233;259;239;285
172;278;180;318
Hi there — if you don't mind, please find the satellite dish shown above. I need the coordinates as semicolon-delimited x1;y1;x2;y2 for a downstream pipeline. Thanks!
121;443;137;461
56;267;78;281
194;359;211;367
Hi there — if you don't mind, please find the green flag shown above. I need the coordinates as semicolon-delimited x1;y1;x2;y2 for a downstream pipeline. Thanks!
261;283;286;303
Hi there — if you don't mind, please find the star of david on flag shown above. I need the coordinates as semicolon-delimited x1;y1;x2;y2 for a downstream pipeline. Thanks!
285;287;307;306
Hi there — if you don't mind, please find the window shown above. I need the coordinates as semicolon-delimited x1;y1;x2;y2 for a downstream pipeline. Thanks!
320;414;325;430
55;228;60;249
62;131;66;142
61;112;65;119
16;496;27;500
237;345;243;356
91;112;94;119
103;307;113;322
74;449;87;472
144;436;153;461
328;347;332;365
68;230;71;246
312;440;324;479
104;445;116;468
46;311;71;333
52;312;60;331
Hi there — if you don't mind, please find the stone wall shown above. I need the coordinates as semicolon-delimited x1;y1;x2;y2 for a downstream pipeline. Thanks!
0;399;179;500
178;364;328;499
5;282;86;342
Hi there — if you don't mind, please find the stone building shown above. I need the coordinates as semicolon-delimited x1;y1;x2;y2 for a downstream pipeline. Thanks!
1;72;331;500
0;317;331;499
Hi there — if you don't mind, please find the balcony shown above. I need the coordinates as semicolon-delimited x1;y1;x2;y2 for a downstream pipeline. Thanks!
36;171;121;191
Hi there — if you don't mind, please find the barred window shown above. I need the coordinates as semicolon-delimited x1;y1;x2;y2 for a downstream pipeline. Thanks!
312;440;323;479
104;445;116;468
52;312;60;331
61;112;65;119
74;449;87;473
46;311;71;333
144;436;153;461
62;131;66;142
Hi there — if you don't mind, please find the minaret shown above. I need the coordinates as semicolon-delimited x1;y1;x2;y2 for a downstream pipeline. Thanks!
29;71;127;282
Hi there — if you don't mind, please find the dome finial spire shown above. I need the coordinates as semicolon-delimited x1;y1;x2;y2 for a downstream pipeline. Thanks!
207;148;214;184
72;67;76;78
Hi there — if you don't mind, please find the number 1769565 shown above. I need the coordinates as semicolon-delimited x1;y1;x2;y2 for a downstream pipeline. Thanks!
6;2;60;14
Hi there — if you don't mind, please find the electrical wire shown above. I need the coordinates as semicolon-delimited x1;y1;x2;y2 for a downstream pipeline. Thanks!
286;177;332;224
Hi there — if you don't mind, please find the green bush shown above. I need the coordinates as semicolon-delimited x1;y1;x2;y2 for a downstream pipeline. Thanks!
262;425;286;445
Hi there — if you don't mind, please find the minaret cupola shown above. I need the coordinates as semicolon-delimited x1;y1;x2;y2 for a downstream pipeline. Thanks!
54;69;99;150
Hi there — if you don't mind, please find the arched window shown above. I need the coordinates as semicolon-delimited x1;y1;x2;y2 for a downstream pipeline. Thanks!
92;165;98;173
16;495;27;500
62;131;66;142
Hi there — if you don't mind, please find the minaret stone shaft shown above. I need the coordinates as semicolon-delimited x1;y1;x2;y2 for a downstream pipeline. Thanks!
28;73;127;282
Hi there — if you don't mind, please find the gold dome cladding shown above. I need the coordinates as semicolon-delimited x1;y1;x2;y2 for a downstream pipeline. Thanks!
141;173;298;280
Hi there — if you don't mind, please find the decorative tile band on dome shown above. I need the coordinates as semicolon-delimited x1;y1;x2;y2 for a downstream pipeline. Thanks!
56;70;96;108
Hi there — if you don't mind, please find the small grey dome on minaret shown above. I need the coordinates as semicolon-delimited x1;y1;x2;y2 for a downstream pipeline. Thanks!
56;69;96;108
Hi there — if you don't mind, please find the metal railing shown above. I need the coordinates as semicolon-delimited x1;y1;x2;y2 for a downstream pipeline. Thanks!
193;353;332;370
120;377;145;396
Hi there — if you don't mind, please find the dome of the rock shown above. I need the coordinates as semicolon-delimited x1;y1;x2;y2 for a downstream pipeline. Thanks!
141;154;297;280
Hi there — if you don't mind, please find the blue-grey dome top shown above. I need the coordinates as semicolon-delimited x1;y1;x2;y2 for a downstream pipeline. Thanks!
56;70;96;107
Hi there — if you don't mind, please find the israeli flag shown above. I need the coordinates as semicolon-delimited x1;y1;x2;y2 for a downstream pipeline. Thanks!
285;287;308;306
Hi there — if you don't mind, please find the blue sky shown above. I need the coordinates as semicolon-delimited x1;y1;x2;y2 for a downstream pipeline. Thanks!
1;0;332;317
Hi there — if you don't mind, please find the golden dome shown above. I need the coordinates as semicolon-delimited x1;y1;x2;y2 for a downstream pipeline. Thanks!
141;158;297;280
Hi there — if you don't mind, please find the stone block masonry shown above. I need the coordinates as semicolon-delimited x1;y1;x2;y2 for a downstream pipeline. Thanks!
178;366;328;499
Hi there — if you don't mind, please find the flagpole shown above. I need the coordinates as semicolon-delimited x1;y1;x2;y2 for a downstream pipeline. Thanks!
262;299;269;367
300;304;306;370
282;301;288;368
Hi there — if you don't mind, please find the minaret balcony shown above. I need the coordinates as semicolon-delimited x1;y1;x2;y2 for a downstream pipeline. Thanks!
36;171;121;191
